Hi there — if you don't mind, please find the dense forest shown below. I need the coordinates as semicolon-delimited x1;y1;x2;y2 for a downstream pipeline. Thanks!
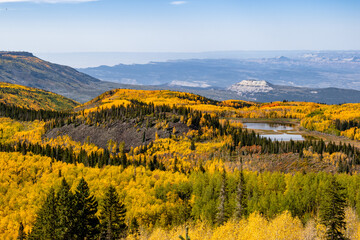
2;87;360;239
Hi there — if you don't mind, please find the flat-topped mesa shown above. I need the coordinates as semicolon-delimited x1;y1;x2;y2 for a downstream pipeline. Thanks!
0;51;34;57
228;79;273;96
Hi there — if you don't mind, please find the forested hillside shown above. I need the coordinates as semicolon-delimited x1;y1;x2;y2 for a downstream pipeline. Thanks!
0;82;78;111
1;88;360;239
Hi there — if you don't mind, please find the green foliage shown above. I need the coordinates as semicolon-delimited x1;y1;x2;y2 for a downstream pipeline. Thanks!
233;164;247;220
28;188;58;240
99;185;127;240
29;178;102;240
319;176;347;240
190;139;196;151
56;178;76;239
0;102;73;122
216;170;227;226
74;178;100;239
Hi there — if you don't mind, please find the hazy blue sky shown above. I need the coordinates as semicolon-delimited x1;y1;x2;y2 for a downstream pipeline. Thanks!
0;0;359;52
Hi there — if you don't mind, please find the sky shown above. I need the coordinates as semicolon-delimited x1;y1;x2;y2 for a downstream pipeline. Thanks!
0;0;360;53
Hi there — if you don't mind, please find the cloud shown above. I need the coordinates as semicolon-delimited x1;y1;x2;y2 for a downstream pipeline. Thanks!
0;0;97;3
170;1;187;5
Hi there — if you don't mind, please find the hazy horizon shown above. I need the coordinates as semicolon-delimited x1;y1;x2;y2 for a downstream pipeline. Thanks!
35;50;310;68
36;50;360;68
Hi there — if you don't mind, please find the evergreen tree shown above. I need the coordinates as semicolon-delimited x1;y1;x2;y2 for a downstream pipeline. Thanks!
233;161;247;220
319;176;347;240
216;170;227;225
17;222;26;240
74;178;100;240
99;186;127;240
56;178;76;240
190;139;196;151
28;188;58;240
128;218;140;236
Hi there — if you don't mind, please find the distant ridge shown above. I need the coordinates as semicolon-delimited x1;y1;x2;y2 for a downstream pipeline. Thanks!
0;51;34;57
227;79;360;104
0;51;122;103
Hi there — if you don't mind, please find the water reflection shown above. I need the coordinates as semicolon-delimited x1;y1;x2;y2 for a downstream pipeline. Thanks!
244;122;294;131
243;122;304;141
261;134;304;141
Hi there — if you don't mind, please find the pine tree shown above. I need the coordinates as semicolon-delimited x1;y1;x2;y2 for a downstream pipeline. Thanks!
190;139;196;151
28;188;58;240
129;218;140;236
216;169;227;225
17;222;26;240
99;186;127;240
56;178;76;240
74;178;100;240
234;160;247;220
319;176;347;240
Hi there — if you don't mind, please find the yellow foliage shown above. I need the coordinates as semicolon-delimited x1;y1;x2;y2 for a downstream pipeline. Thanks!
0;82;78;111
0;117;44;144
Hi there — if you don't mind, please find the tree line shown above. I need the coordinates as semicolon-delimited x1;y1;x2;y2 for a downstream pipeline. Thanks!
0;102;72;122
24;178;127;240
335;118;360;131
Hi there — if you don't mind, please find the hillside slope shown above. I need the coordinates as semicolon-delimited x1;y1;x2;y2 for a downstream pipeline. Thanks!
0;82;78;111
0;51;122;103
74;88;256;115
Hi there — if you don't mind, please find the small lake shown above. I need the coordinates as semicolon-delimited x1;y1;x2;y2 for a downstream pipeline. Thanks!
243;122;305;141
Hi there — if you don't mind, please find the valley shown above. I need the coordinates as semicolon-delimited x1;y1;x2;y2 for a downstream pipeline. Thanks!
3;0;359;239
1;83;360;239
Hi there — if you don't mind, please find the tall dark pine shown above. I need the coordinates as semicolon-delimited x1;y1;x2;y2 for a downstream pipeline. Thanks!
28;187;58;240
56;178;76;240
74;178;100;239
234;161;247;220
319;176;347;240
216;169;227;226
190;139;196;151
17;222;26;240
99;186;127;240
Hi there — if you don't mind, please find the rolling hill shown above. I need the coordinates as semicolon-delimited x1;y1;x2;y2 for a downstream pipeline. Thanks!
0;51;122;103
2;87;360;239
0;82;78;111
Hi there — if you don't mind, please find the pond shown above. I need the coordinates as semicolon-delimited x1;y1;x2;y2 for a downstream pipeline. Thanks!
243;122;305;141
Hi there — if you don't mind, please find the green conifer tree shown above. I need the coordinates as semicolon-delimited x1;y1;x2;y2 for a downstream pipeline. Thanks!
28;188;58;240
56;178;76;240
216;170;227;226
234;161;247;220
319;176;347;240
190;139;196;151
99;185;127;240
74;178;100;239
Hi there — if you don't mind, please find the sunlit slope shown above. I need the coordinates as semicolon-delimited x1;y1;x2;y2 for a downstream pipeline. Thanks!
76;88;256;113
0;82;78;111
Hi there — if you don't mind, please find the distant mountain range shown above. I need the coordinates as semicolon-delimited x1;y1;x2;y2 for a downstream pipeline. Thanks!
0;51;121;103
78;52;360;91
2;51;360;104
